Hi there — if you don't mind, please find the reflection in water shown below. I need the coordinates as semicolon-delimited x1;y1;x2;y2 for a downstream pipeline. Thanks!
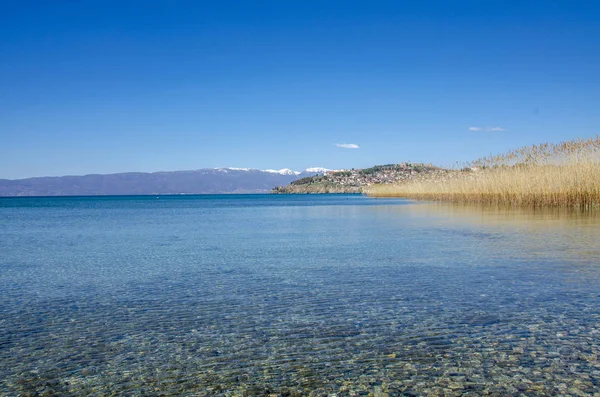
1;196;600;396
380;202;600;267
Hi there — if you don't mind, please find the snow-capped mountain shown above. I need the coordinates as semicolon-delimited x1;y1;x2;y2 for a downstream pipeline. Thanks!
262;168;301;176
304;167;340;173
224;167;335;175
0;167;337;196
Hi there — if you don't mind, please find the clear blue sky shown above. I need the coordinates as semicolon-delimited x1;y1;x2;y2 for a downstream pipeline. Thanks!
1;0;599;179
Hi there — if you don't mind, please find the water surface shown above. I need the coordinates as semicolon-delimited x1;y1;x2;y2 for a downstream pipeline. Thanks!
1;195;599;396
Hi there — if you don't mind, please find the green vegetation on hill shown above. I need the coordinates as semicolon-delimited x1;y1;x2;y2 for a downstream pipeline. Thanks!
272;163;443;194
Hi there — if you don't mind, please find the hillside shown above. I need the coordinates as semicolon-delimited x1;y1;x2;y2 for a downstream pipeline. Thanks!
271;163;446;194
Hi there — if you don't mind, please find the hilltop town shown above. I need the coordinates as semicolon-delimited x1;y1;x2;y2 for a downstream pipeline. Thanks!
271;163;447;194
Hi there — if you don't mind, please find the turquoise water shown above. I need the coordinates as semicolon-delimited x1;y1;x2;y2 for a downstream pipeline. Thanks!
1;194;600;396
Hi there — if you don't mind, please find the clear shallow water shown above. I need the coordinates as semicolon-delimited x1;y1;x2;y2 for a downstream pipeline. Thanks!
1;194;600;396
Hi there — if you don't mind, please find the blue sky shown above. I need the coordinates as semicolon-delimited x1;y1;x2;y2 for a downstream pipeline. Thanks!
1;1;599;179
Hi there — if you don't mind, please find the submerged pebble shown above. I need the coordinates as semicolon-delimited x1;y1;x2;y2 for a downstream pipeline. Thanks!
2;196;600;395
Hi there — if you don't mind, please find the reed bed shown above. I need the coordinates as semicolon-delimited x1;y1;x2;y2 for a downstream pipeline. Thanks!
367;136;600;209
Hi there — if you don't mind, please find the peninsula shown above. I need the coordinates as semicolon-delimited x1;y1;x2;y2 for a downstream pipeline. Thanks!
271;163;445;194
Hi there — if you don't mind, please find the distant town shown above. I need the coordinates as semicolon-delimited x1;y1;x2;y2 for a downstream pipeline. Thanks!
272;163;448;194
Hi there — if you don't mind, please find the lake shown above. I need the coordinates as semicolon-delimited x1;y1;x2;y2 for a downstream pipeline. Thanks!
1;194;599;396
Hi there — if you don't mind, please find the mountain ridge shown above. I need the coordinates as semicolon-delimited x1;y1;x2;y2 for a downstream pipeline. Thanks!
0;167;334;196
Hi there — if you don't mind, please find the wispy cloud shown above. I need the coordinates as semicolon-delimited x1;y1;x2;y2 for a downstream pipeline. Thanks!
335;143;360;149
469;126;505;132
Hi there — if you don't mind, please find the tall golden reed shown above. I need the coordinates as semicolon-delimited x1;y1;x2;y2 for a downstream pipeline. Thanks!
367;136;600;208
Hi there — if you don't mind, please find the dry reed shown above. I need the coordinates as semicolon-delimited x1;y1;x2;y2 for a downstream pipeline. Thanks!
367;136;600;209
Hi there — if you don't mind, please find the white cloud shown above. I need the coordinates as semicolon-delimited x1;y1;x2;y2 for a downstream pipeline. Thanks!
335;143;360;149
469;126;505;132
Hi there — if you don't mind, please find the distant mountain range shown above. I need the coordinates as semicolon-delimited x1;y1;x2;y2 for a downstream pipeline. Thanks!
0;168;335;196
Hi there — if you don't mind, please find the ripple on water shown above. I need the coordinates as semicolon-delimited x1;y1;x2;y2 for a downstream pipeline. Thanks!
1;197;600;396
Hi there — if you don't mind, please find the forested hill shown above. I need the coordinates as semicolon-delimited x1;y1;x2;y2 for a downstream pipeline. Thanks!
271;163;445;194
